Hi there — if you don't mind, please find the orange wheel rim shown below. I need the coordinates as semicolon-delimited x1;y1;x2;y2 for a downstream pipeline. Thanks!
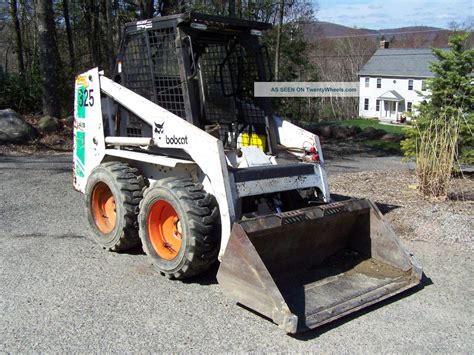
91;182;116;234
147;200;182;260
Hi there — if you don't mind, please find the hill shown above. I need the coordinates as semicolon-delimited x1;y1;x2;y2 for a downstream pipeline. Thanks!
302;22;465;48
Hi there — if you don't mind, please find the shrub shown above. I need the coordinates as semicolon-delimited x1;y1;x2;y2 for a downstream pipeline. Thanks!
0;72;43;114
401;33;474;197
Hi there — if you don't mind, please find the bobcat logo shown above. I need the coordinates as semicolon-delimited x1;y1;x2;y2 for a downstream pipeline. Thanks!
154;122;164;134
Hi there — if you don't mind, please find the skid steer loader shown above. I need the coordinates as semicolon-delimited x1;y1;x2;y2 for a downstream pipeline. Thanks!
73;12;422;333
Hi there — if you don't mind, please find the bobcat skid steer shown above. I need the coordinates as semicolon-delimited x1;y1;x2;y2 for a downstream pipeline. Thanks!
73;12;422;333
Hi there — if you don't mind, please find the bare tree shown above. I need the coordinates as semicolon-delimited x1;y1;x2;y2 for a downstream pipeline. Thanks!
158;0;185;16
62;0;75;74
138;0;155;19
101;0;115;74
83;0;101;67
9;0;25;76
35;0;61;117
274;0;284;81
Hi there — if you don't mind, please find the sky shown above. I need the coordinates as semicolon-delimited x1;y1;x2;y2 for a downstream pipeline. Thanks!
316;0;473;29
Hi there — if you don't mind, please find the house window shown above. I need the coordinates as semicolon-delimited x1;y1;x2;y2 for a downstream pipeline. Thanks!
422;80;427;91
376;100;380;111
408;79;414;90
377;78;381;88
365;77;369;87
364;98;369;110
407;102;412;112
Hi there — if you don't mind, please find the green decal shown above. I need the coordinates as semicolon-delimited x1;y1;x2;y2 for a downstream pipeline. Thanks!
75;131;85;177
77;85;86;119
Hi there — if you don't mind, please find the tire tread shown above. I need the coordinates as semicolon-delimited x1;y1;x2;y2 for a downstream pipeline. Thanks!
87;162;146;252
139;177;219;279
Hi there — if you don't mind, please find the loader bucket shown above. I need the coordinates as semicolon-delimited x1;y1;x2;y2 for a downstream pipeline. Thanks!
217;199;422;333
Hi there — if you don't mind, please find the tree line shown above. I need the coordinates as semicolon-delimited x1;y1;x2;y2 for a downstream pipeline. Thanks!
1;1;465;122
0;1;317;119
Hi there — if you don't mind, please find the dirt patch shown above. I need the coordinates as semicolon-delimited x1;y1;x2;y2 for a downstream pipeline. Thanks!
0;115;73;155
352;258;406;279
329;170;474;249
319;249;406;280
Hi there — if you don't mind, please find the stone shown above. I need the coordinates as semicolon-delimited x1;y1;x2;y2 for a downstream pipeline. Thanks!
356;127;386;140
381;133;403;142
0;109;38;143
346;125;362;136
38;115;61;133
62;115;74;126
331;125;352;139
318;125;333;139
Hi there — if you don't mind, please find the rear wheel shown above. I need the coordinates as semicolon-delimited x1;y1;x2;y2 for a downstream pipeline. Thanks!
85;162;146;251
139;177;219;279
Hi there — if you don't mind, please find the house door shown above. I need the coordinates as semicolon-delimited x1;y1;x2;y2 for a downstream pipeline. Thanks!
389;101;396;118
382;101;393;119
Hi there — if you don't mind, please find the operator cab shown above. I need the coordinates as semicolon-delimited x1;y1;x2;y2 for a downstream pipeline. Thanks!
114;12;277;154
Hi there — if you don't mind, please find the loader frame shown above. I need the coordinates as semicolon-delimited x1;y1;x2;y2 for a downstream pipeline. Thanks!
74;12;331;258
74;67;330;259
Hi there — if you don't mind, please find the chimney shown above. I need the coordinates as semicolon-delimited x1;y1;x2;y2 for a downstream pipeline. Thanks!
380;40;389;49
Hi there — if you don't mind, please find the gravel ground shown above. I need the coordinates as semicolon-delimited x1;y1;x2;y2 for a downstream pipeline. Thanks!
329;168;473;249
1;153;473;352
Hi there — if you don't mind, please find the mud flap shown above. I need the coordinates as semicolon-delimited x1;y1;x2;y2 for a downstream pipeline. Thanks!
216;199;422;333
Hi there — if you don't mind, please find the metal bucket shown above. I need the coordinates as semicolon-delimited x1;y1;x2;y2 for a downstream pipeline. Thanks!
217;199;422;333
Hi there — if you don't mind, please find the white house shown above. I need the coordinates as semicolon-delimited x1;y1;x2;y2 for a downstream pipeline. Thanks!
358;45;436;122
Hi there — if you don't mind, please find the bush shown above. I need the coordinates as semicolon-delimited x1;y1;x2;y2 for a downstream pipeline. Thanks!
401;33;474;197
0;72;42;114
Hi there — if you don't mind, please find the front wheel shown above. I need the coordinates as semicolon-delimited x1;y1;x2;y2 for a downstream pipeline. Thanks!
138;177;219;279
85;162;145;251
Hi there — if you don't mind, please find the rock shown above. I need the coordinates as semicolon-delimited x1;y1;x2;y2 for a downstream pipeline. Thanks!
38;115;61;133
0;109;38;143
308;125;321;136
318;125;333;139
381;133;403;142
356;127;386;140
331;125;352;139
62;115;74;126
346;125;362;136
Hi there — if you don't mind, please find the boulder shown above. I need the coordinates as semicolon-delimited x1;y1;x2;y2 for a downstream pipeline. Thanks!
38;115;61;133
0;109;38;143
381;133;403;142
331;125;352;139
318;125;333;139
356;127;386;140
346;125;362;136
62;115;74;126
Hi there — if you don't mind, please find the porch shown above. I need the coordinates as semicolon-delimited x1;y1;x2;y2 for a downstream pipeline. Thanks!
378;90;405;123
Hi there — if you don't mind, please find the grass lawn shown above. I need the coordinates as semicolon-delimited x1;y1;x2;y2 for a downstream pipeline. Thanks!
336;118;405;135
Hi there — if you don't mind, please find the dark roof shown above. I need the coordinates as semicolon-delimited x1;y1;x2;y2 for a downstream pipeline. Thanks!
358;48;439;78
378;90;404;101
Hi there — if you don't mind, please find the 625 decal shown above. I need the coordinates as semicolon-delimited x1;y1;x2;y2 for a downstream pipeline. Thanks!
78;88;95;107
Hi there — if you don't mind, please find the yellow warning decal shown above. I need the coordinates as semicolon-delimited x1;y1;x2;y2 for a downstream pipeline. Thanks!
241;133;266;151
75;75;87;87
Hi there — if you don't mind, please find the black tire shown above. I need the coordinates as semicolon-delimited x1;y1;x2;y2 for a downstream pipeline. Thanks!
85;161;146;251
138;177;220;279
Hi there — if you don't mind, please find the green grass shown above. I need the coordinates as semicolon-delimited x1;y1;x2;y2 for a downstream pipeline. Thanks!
336;118;405;135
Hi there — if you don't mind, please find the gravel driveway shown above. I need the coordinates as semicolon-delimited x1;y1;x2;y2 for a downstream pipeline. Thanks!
1;154;472;352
